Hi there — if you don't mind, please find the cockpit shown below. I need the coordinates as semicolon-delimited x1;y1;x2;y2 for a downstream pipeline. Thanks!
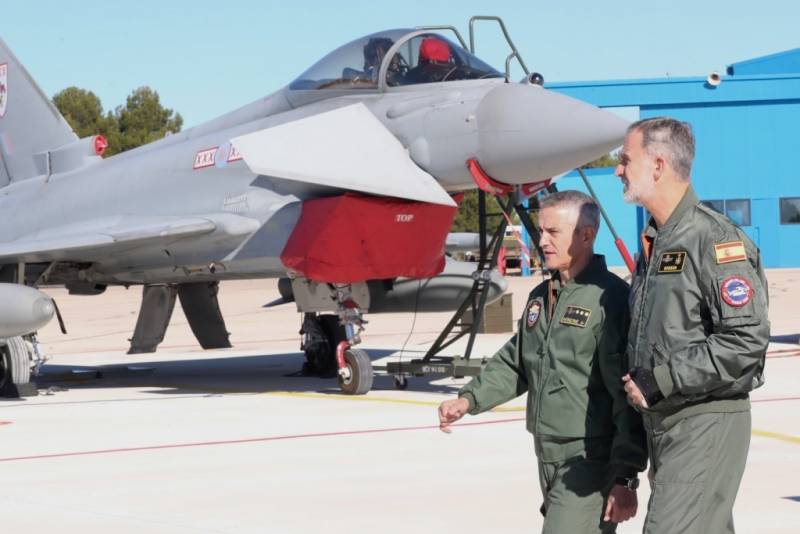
289;29;503;91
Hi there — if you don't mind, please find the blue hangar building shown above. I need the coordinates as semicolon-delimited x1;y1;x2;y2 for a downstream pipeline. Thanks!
546;48;800;268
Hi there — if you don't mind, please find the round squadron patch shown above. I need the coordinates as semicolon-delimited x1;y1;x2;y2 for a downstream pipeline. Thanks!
720;276;753;307
526;299;542;329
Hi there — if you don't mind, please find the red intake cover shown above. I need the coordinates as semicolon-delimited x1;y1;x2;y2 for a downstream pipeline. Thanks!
281;194;458;283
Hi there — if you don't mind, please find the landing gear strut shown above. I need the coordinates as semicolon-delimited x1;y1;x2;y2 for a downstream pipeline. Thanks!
296;280;373;395
330;285;372;395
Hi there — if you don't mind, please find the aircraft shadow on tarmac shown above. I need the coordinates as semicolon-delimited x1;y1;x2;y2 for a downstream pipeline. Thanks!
33;350;465;396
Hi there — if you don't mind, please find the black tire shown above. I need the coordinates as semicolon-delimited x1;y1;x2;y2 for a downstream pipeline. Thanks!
337;348;373;395
301;314;346;377
0;336;32;396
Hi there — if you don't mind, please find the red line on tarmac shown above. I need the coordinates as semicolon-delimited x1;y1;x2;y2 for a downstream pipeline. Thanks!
766;348;800;359
752;396;800;403
0;417;525;463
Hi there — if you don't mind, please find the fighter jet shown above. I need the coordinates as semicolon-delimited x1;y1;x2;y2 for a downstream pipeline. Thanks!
0;24;627;396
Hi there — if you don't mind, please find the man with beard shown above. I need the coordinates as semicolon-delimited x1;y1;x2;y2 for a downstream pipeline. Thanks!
616;117;769;533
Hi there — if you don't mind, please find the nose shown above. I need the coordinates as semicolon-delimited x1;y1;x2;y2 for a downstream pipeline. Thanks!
476;84;629;185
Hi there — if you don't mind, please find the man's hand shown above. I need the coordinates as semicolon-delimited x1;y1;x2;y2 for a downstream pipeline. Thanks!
622;374;649;409
604;484;638;523
438;397;470;433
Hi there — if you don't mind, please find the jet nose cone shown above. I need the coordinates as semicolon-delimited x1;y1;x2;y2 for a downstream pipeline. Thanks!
476;84;628;184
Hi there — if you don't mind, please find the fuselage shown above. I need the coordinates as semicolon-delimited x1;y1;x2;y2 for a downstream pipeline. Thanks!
0;28;627;287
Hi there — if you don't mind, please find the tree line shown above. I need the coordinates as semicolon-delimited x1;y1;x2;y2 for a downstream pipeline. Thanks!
52;86;182;157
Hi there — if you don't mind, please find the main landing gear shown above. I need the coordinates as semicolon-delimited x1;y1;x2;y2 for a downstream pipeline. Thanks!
0;335;40;397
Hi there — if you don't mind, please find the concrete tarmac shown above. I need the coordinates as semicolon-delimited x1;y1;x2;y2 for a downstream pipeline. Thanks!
1;270;798;533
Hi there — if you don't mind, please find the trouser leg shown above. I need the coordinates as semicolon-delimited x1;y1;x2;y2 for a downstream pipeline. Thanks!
538;457;616;534
643;411;751;534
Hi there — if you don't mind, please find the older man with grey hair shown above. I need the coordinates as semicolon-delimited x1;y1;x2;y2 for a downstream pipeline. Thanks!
616;117;769;533
438;190;647;533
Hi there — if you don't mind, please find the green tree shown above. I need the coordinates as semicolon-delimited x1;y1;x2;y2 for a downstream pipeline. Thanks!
52;87;119;153
451;190;513;232
584;151;620;168
52;86;182;157
115;87;183;153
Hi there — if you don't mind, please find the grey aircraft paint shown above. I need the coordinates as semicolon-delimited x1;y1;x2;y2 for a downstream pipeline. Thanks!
0;27;627;360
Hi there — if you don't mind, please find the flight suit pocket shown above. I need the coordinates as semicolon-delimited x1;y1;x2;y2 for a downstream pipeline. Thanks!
547;375;567;394
651;343;668;367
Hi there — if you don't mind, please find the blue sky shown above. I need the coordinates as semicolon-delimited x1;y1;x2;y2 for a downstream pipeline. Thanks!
3;0;798;127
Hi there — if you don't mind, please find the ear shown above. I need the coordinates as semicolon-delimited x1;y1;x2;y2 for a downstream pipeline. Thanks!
653;155;666;180
581;226;596;244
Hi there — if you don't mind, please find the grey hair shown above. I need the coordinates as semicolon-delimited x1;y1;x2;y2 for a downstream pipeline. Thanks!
628;117;695;180
539;190;600;232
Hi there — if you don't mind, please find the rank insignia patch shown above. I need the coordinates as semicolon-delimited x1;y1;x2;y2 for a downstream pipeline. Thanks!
560;306;592;327
526;299;542;329
720;276;753;307
715;241;747;264
658;251;687;273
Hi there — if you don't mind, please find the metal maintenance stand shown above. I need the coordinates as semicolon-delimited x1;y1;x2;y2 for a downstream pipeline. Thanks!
386;162;554;388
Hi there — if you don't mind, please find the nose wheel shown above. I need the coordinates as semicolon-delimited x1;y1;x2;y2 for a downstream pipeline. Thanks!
337;347;373;395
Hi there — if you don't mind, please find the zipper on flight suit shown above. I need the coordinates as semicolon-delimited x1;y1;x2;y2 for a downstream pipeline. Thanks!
536;279;563;433
633;233;660;366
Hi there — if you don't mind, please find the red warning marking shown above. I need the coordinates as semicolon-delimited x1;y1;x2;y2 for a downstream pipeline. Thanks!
0;421;12;426
0;417;525;463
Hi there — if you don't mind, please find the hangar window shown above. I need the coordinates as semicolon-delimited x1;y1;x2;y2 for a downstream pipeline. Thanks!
780;197;800;224
701;199;751;226
725;199;751;226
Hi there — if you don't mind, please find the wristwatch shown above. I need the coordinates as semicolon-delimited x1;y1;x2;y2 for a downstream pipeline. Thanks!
615;476;640;490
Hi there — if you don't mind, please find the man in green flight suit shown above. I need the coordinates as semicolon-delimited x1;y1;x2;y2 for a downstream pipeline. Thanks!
616;117;769;533
438;190;647;533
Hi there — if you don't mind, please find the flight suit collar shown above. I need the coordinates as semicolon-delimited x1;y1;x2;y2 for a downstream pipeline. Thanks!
640;186;698;262
646;185;699;235
549;254;607;288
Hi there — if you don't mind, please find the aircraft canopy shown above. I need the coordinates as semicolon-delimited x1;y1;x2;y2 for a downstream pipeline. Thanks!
289;29;502;91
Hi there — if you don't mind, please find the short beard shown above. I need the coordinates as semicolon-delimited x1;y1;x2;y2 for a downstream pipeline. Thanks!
623;178;655;205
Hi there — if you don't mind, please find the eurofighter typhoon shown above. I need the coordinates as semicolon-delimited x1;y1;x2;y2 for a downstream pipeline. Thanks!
0;20;627;396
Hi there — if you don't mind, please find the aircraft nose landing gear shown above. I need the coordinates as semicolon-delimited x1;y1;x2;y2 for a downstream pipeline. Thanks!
332;292;373;395
294;279;374;395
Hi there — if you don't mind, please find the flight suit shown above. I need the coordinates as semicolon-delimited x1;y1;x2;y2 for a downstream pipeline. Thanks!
627;187;769;534
460;255;647;534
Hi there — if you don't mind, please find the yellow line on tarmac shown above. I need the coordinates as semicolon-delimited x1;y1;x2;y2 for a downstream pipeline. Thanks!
263;391;525;412
262;393;798;443
752;428;800;445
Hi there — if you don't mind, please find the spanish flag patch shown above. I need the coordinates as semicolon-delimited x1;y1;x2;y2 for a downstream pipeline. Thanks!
714;241;747;264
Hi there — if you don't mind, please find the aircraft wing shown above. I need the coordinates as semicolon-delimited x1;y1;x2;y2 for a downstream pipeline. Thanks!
0;216;226;263
231;103;457;207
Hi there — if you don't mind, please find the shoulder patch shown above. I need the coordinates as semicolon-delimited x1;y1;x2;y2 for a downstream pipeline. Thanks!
715;241;747;264
560;305;592;328
720;276;753;307
526;298;542;330
658;251;686;273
